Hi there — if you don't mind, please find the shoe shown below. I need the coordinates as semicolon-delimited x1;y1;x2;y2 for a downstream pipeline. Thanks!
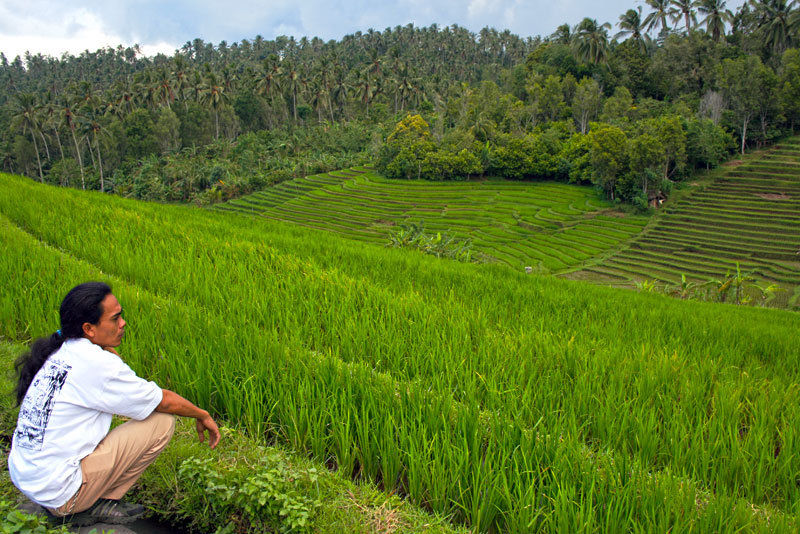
66;499;145;526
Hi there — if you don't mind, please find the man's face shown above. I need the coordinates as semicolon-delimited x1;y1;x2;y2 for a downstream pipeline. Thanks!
83;293;126;349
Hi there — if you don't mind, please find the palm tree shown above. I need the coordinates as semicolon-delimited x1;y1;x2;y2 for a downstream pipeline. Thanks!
470;112;496;142
670;0;698;33
79;106;109;191
75;81;96;107
324;63;339;123
199;71;227;139
360;49;384;117
172;56;191;105
60;95;85;189
356;70;374;117
644;0;673;37
408;78;428;111
750;0;797;53
616;7;648;50
283;63;302;124
112;76;137;118
311;60;336;123
190;70;204;103
697;0;734;41
331;73;350;121
306;78;327;123
135;70;159;110
256;56;283;126
11;92;44;182
41;91;65;163
221;63;238;94
156;67;175;108
33;102;51;163
392;61;415;113
573;18;612;64
550;23;572;44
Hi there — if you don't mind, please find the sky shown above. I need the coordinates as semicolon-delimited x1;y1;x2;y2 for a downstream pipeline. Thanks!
0;0;747;62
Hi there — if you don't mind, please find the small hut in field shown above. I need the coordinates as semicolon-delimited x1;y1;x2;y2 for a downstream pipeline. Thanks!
648;191;667;208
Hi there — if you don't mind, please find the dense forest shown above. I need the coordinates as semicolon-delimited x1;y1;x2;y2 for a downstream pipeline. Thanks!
2;0;800;206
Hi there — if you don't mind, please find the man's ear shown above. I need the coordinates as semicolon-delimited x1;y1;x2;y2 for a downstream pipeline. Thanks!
82;322;95;340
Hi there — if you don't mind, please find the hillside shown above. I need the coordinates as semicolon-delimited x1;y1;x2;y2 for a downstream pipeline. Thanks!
569;137;800;309
214;169;649;272
214;139;800;309
1;172;799;532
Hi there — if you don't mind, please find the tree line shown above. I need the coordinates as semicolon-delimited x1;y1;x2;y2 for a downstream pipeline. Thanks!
2;0;800;204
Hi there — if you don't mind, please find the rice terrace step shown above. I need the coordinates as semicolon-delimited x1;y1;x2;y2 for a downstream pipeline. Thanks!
566;138;800;309
215;149;800;309
213;169;649;273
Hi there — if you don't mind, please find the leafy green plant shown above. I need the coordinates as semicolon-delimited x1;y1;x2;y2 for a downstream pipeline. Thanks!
705;263;757;305
177;451;319;533
752;282;787;307
667;273;699;299
634;279;657;292
387;220;476;263
727;262;756;304
0;501;70;534
638;265;789;309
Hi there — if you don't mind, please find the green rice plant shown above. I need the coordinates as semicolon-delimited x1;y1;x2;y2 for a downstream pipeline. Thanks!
2;172;800;532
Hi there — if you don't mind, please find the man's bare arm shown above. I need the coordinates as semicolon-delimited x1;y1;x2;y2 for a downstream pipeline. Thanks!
156;389;221;449
104;348;220;449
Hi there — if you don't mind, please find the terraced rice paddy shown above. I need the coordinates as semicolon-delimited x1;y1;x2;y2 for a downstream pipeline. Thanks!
213;168;649;272
570;138;800;309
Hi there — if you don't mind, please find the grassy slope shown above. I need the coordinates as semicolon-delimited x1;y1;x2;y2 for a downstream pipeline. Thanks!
569;138;800;309
0;343;466;534
216;144;800;309
1;172;799;532
213;168;649;272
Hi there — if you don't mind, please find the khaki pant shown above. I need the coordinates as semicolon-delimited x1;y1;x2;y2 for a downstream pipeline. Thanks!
49;412;176;516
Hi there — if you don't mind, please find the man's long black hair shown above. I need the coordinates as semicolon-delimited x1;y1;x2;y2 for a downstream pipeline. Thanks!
14;282;112;405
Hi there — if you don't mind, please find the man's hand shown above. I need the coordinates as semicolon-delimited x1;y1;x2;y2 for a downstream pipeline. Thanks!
157;389;222;449
196;414;221;449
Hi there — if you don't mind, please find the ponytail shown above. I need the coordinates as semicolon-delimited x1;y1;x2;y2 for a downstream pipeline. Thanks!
15;333;66;405
15;282;111;405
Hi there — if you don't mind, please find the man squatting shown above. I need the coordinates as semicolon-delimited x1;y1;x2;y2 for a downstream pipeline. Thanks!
8;281;220;525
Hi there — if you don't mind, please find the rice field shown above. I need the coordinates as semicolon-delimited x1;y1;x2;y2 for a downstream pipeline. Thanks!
212;169;649;272
570;138;800;309
2;172;800;532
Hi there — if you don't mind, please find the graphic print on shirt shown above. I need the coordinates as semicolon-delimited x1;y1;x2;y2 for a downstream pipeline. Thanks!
15;358;72;450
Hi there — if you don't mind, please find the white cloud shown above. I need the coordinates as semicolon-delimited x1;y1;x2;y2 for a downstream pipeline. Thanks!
0;5;177;60
2;9;104;58
138;41;179;58
501;1;521;28
467;0;498;19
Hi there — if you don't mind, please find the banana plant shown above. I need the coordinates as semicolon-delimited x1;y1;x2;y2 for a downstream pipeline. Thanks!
668;273;699;299
752;282;786;307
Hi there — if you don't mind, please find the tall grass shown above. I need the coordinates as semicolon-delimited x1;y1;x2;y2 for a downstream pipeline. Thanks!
1;172;799;532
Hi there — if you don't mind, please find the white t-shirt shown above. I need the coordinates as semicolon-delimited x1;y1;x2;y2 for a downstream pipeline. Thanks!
8;338;162;509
